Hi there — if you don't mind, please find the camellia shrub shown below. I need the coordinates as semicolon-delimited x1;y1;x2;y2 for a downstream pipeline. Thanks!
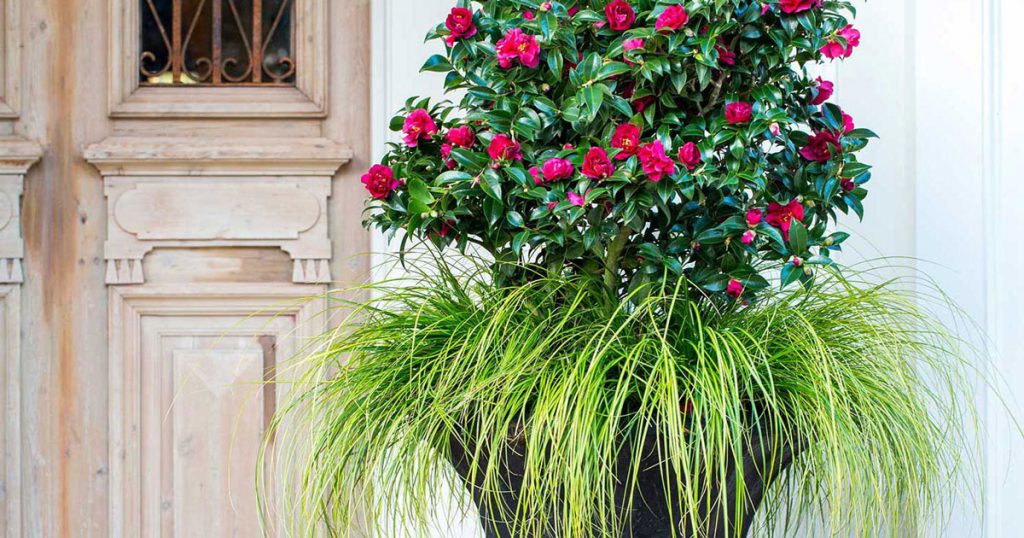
364;0;873;299
264;2;979;538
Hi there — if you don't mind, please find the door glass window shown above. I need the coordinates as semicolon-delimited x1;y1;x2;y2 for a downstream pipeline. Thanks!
140;0;295;86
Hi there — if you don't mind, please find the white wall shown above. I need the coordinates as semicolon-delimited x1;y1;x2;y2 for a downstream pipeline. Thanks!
370;1;1024;535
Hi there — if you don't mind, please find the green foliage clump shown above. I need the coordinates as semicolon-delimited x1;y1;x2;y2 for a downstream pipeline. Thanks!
263;261;973;537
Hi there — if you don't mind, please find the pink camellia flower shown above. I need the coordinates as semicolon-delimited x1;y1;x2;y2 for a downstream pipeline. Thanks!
677;142;702;171
624;38;645;52
447;125;475;148
762;3;772;15
582;147;615;179
569;6;580;16
779;0;819;13
799;131;841;162
842;110;855;133
541;2;553;11
523;10;536;20
611;123;642;160
725;102;753;124
445;7;477;43
716;43;737;66
488;134;523;163
568;191;587;207
792;256;804;267
810;77;834;105
542;158;575;182
496;28;541;69
529;166;544;185
766;200;805;240
638;140;676;182
746;208;763;226
742;230;756;245
821;25;861;59
402;109;438;147
656;5;689;32
361;165;401;200
440;143;453;160
563;143;575;150
769;123;781;137
727;279;744;299
604;0;636;31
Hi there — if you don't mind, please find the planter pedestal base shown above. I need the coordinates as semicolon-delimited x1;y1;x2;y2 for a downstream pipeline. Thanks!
447;429;798;538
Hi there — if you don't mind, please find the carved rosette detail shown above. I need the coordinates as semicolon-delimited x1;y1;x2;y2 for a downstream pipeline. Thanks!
0;137;44;284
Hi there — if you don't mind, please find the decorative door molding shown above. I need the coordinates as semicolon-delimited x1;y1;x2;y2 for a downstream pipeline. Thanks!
0;285;20;536
108;0;330;118
0;0;23;118
0;137;41;283
84;137;350;284
107;283;325;538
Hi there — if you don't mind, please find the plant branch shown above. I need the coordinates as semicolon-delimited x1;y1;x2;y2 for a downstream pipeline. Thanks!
603;226;632;296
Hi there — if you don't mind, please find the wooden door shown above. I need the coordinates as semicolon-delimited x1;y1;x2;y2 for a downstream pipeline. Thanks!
0;0;371;535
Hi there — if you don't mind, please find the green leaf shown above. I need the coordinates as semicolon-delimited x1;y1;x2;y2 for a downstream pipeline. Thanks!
506;211;525;228
436;170;472;184
420;54;452;73
781;263;802;288
407;178;434;205
580;85;605;120
788;220;808;254
480;169;503;201
845;128;880;139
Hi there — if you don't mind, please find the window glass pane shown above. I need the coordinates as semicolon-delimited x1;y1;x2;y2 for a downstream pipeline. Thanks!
140;0;295;86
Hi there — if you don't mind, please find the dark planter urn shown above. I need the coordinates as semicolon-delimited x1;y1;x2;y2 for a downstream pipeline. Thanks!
447;427;798;538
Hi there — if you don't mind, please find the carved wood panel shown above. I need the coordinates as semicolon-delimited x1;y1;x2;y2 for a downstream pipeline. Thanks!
0;285;20;536
85;137;351;285
108;284;324;538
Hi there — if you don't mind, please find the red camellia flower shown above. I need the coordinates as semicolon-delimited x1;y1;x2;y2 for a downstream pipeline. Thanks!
445;7;477;44
542;158;575;182
779;0;820;14
610;123;642;160
746;208;764;226
361;165;401;200
841;110;855;133
402;109;438;147
766;200;805;240
447;125;475;148
716;42;737;66
582;147;615;179
727;279;745;299
841;178;857;192
638;140;676;182
655;5;689;32
604;0;636;31
496;28;541;69
440;143;453;160
799;131;841;162
677;142;702;171
810;77;834;105
822;25;861;59
725;102;753;124
529;167;543;185
488;134;523;163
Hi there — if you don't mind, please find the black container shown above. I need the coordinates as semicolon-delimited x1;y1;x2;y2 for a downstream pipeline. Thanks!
447;426;798;538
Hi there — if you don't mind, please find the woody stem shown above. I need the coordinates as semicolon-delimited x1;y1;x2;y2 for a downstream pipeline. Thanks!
604;226;633;297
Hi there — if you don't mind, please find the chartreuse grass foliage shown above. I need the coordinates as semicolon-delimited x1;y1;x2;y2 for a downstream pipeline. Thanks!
260;260;974;538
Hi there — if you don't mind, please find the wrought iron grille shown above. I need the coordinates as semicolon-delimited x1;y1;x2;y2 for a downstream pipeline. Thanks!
140;0;296;86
